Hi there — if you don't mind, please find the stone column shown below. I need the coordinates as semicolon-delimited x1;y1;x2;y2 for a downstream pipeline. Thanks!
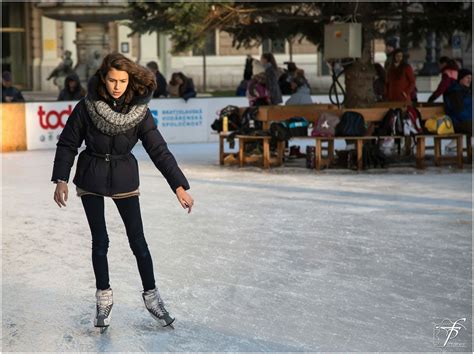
74;22;109;85
160;34;173;80
62;21;77;67
41;15;60;91
139;31;159;66
31;4;43;90
108;22;118;53
419;31;439;76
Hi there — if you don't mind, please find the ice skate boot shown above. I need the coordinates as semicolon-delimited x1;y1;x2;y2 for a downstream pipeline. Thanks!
142;288;175;328
95;287;113;331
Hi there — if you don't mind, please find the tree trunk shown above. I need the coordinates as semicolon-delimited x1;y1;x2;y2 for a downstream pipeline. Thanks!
344;26;376;108
288;38;293;62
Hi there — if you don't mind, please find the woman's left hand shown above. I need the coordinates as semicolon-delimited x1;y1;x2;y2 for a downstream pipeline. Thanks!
176;186;194;214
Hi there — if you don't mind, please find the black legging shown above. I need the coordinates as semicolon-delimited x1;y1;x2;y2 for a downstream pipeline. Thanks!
81;194;156;291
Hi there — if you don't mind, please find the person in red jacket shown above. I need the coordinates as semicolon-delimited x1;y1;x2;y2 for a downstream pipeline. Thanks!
384;49;416;103
428;59;459;103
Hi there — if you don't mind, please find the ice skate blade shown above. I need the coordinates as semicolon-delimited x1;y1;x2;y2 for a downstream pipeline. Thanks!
164;318;176;329
149;312;176;328
97;326;109;334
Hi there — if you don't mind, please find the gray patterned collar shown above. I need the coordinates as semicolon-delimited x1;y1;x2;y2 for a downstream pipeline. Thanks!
85;97;148;136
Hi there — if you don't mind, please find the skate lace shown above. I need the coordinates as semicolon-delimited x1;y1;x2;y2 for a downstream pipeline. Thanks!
150;299;168;317
97;295;112;316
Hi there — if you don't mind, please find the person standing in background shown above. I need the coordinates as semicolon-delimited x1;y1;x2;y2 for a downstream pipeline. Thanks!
384;49;416;103
279;61;298;95
2;71;24;102
146;61;168;98
428;59;459;103
444;68;472;136
246;60;271;107
384;37;398;71
235;55;254;96
57;73;86;101
260;52;282;105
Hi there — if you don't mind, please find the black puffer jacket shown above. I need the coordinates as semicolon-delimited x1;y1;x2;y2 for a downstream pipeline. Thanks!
58;73;85;101
51;75;190;196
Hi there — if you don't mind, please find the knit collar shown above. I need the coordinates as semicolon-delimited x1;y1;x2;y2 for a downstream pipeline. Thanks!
84;96;148;136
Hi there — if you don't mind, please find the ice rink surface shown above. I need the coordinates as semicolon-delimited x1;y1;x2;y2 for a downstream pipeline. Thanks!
2;141;472;352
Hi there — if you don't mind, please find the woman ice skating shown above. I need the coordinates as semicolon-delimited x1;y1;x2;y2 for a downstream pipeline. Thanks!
51;53;194;330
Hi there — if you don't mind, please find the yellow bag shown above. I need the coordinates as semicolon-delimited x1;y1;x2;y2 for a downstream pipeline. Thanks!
425;115;454;135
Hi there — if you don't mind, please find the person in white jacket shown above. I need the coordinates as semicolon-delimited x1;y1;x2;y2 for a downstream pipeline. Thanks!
286;70;313;106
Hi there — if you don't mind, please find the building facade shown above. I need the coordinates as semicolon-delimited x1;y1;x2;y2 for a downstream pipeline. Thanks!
2;2;471;93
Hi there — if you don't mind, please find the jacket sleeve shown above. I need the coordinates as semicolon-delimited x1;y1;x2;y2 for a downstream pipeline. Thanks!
384;72;389;99
15;89;25;102
138;110;190;193
51;100;86;182
181;80;197;101
444;90;464;115
405;65;416;98
428;74;449;103
266;67;283;104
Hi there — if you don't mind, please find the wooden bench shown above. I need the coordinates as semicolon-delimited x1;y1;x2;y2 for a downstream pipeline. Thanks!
255;102;410;128
218;132;234;165
312;136;379;171
415;134;465;169
218;102;471;170
256;103;338;129
219;131;285;168
236;135;285;169
247;103;412;170
314;105;470;170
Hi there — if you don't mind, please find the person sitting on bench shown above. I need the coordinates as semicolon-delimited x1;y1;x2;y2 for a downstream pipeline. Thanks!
285;69;313;106
444;68;472;137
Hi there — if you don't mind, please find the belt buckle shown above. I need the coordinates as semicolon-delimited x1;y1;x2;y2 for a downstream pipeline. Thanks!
105;154;110;162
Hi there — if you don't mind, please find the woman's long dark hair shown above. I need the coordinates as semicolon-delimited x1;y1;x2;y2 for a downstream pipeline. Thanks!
390;48;409;79
169;72;188;86
96;52;156;104
169;72;192;97
261;52;278;69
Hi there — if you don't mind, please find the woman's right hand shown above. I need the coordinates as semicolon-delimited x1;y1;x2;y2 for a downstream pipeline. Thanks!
54;182;68;208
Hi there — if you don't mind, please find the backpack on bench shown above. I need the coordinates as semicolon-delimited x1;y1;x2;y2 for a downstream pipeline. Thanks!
375;108;403;136
286;116;309;137
211;105;241;132
336;111;367;137
403;106;423;136
312;112;340;137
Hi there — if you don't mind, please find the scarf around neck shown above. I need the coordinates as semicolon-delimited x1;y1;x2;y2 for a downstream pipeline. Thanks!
85;96;148;136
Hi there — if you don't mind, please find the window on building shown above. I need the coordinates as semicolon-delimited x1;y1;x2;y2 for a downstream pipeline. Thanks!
192;31;216;56
262;38;286;54
1;2;27;88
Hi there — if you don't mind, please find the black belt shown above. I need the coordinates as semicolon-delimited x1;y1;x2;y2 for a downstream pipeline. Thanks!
85;148;131;162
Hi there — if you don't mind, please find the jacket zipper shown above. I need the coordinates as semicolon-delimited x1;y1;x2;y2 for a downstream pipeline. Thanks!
106;135;114;195
106;100;119;195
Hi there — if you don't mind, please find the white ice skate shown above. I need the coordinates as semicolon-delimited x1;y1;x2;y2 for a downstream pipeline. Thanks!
95;288;113;332
142;288;175;328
